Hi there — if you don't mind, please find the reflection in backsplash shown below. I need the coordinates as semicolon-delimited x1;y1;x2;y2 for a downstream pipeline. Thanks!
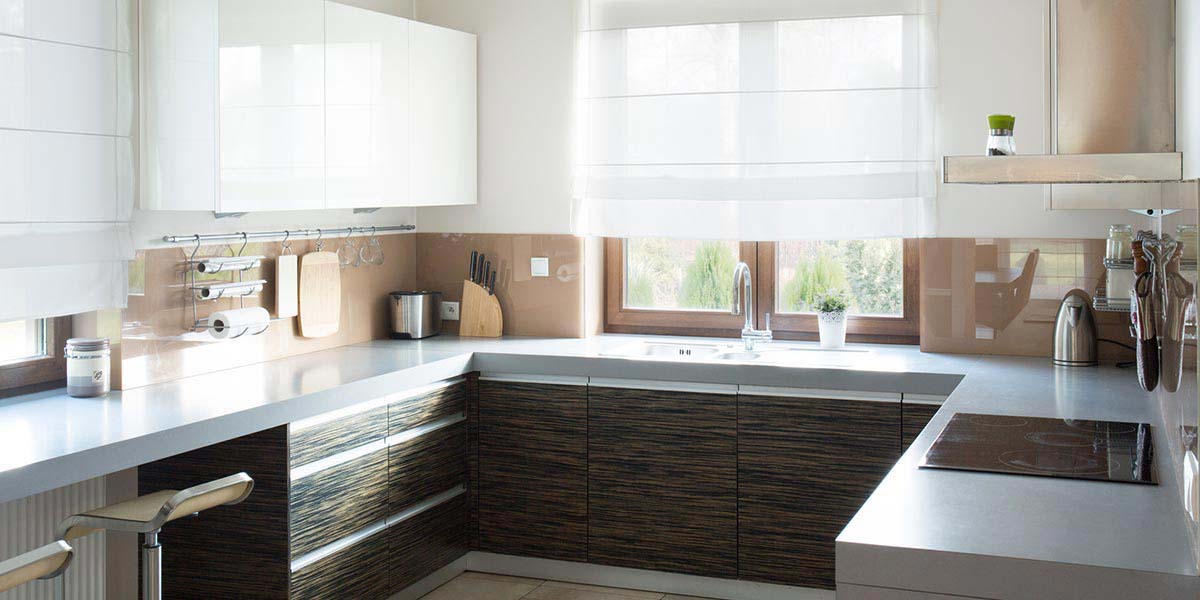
415;233;587;338
120;234;416;389
920;238;1134;358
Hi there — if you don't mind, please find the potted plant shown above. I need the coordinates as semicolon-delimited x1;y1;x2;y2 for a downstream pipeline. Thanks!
815;292;851;349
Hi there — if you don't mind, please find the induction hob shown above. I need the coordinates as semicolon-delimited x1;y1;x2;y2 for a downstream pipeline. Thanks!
918;413;1156;485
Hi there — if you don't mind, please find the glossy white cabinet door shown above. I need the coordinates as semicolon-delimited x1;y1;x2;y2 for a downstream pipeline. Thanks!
140;0;219;211
409;21;476;207
217;0;325;212
324;1;409;209
1181;0;1199;181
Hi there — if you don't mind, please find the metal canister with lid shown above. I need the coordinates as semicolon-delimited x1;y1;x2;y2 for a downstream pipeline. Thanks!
65;337;111;398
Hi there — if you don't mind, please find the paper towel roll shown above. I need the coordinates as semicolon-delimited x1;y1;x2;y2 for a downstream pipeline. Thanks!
209;307;271;339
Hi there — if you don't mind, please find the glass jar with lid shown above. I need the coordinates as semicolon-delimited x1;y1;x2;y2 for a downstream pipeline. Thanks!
986;114;1016;156
1106;225;1133;261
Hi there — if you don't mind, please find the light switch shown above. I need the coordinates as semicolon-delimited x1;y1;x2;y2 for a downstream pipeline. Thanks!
531;257;550;277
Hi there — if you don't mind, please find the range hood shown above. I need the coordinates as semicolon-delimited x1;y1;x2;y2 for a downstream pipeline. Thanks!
944;0;1182;185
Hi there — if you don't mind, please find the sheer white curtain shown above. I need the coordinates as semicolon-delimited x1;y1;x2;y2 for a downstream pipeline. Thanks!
0;224;133;322
576;0;937;240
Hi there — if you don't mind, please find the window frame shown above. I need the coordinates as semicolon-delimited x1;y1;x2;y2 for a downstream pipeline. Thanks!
604;238;919;344
0;317;72;394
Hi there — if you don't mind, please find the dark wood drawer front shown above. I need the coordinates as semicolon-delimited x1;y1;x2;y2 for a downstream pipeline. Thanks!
290;527;389;600
902;402;941;452
290;447;389;557
478;381;588;562
389;421;468;512
290;405;388;469
588;387;737;578
389;381;466;434
389;494;469;595
738;395;901;589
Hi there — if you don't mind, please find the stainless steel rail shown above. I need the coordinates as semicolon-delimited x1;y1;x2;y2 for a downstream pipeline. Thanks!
162;224;415;245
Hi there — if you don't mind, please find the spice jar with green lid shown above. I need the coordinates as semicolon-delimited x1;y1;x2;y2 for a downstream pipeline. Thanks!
986;114;1016;156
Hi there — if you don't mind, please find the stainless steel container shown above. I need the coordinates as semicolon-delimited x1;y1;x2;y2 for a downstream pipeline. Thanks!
1053;289;1098;367
389;291;442;339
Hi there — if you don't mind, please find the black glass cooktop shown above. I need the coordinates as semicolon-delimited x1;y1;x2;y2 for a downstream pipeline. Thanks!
919;413;1157;485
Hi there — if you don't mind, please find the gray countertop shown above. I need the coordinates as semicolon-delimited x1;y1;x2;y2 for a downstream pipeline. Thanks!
0;334;1194;594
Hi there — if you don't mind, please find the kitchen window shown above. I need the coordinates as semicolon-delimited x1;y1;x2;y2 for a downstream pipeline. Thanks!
606;238;919;342
0;317;71;394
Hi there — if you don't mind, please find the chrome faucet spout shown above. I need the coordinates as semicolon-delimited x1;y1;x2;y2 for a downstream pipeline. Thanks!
731;261;771;350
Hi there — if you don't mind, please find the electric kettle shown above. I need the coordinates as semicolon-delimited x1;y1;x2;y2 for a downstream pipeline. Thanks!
1052;289;1098;366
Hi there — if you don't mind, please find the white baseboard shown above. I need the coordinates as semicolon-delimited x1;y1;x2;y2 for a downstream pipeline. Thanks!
387;556;468;600
463;552;835;600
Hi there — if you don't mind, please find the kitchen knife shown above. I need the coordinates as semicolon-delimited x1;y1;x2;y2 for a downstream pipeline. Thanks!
469;250;478;283
488;270;497;295
476;254;486;284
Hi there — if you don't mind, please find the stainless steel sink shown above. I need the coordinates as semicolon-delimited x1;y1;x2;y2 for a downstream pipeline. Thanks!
602;341;868;363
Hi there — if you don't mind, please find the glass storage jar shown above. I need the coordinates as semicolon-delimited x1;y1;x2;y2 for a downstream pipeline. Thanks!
986;114;1016;156
65;337;111;398
1106;224;1133;260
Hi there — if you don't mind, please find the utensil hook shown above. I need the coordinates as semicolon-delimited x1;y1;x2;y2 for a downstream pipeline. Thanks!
235;232;249;257
315;229;324;252
281;230;292;255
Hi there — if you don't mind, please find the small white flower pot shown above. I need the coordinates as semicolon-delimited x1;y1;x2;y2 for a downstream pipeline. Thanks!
818;311;847;349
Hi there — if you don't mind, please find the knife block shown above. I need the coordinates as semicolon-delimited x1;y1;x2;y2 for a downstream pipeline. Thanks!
460;279;503;338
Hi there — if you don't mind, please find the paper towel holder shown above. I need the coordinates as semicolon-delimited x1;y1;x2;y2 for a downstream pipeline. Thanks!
183;233;276;336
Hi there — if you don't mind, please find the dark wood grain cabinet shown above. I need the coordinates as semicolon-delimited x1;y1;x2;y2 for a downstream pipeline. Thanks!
477;379;588;562
738;394;902;589
902;401;941;452
140;378;470;599
588;385;738;578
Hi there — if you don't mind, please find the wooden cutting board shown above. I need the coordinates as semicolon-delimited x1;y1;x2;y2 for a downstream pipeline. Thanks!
275;254;299;318
298;251;341;338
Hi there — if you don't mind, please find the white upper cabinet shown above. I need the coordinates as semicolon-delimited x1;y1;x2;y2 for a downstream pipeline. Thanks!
324;2;410;209
218;0;326;212
409;21;477;207
1182;0;1199;181
140;1;476;212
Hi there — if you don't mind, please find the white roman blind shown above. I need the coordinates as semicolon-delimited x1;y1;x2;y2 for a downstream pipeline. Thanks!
0;0;135;322
576;0;937;240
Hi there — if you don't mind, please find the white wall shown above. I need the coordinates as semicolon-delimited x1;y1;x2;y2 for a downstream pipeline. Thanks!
1181;0;1200;181
412;0;578;235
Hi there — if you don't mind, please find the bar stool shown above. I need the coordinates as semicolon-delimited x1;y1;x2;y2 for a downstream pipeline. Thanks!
0;541;73;593
57;472;254;600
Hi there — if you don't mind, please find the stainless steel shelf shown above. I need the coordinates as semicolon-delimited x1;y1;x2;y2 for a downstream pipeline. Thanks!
1092;285;1131;313
943;152;1182;184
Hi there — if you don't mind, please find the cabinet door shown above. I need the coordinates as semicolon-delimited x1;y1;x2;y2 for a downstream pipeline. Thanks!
324;2;410;208
218;0;325;211
902;402;941;452
588;386;737;578
409;21;476;207
477;380;587;561
738;395;901;589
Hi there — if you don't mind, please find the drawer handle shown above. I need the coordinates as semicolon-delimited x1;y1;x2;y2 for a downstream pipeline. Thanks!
387;413;466;447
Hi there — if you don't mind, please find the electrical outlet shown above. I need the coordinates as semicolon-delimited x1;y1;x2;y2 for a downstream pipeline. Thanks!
441;301;460;321
531;257;550;277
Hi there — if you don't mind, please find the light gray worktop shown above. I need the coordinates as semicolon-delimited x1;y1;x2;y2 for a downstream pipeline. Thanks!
0;334;1194;596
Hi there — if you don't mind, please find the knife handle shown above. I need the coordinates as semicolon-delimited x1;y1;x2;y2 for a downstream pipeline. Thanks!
469;251;478;282
476;254;486;283
488;270;497;295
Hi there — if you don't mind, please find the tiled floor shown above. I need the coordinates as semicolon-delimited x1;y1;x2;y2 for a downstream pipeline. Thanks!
420;571;715;600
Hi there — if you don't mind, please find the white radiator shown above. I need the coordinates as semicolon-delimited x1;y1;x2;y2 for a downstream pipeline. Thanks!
0;478;106;600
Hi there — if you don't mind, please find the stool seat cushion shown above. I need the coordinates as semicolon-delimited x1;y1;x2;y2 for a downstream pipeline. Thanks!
0;541;72;593
59;473;254;540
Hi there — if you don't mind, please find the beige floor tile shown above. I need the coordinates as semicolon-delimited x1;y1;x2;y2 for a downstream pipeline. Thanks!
461;571;546;585
420;572;542;600
526;580;665;599
661;595;717;600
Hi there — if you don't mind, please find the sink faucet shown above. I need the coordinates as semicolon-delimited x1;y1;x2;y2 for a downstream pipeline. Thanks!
731;261;772;350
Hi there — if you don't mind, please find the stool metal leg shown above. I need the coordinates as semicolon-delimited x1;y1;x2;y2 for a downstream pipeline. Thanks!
141;530;162;600
54;575;66;600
